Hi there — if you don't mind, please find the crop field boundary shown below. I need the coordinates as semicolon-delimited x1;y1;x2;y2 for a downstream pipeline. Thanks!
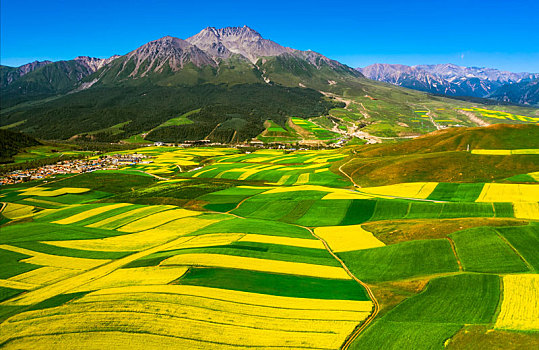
447;237;463;271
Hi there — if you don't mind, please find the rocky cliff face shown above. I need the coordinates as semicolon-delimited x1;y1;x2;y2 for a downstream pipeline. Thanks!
74;56;120;72
187;25;294;63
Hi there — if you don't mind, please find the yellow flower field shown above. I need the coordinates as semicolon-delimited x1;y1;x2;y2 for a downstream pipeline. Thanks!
359;182;438;199
88;284;373;311
471;149;539;155
294;172;310;185
160;253;351;279
9;266;80;286
239;233;325;249
471;149;512;155
1;203;36;219
166;232;244;250
4;234;202;306
1;283;372;350
118;208;200;232
0;310;355;349
48;217;217;252
0;279;38;290
86;205;175;229
513;202;539;220
314;225;385;252
71;266;189;292
0;245;109;270
53;203;132;225
18;187;90;197
476;183;539;203
12;299;358;334
272;174;291;185
79;290;370;321
496;274;539;331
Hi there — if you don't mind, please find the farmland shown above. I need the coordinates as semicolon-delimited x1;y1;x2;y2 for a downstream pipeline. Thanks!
1;125;538;349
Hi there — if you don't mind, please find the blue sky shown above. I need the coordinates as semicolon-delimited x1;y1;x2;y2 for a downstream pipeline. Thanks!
2;0;538;71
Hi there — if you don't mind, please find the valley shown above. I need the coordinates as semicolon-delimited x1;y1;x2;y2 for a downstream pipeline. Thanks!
1;23;538;350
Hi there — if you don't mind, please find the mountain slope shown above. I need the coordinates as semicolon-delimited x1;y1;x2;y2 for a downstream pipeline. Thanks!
0;60;53;87
489;79;539;106
359;63;539;98
0;129;42;163
0;56;119;108
338;124;539;186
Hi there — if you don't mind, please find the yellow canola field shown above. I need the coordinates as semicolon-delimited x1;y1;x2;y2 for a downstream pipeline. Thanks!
513;202;539;220
11;299;359;335
314;225;385;252
0;332;226;350
496;274;539;331
262;184;340;194
471;149;539;155
529;172;539;181
3;234;199;306
71;266;189;292
239;234;325;249
166;233;244;250
160;253;351;279
17;197;64;209
18;187;90;197
53;203;132;225
86;284;374;312
1;203;35;219
359;182;438;199
0;310;355;349
272;174;291;185
294;173;310;185
9;267;80;286
47;217;217;252
0;279;38;290
476;183;539;203
118;208;200;232
86;205;175;229
471;149;512;155
0;245;109;270
79;290;369;321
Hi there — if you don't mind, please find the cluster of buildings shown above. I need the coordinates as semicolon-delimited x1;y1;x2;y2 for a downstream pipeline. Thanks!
0;154;153;186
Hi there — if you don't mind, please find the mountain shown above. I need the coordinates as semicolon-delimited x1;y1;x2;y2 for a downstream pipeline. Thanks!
1;26;355;142
0;56;119;108
489;79;539;105
3;26;536;145
358;63;539;99
88;26;361;89
0;60;53;86
186;25;294;63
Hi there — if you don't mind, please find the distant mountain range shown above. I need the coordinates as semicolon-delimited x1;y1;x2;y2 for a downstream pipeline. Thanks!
358;63;539;105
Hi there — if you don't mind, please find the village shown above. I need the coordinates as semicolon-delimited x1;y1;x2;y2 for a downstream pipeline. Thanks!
0;153;153;185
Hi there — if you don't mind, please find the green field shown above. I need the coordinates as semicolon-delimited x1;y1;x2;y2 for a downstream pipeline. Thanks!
1;129;538;349
450;227;530;273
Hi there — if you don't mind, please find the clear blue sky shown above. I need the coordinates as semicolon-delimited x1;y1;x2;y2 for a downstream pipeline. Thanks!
2;0;539;72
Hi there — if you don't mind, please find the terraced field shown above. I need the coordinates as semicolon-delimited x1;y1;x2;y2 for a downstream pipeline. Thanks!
1;132;538;349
